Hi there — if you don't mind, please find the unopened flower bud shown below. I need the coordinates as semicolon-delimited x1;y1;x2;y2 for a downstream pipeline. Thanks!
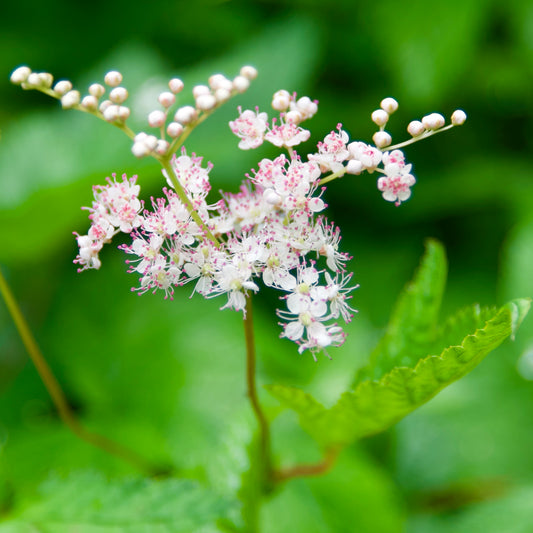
451;109;467;126
38;73;54;88
407;120;425;137
169;78;184;94
373;131;392;148
158;91;175;108
148;110;166;128
196;93;217;111
174;105;197;124
61;90;81;109
346;160;363;175
272;90;291;111
132;141;150;158
26;73;41;87
214;88;231;103
209;74;233;91
380;97;398;114
296;96;318;119
167;122;184;138
155;139;170;155
264;189;281;205
109;87;128;104
240;65;258;80
422;113;445;130
371;109;389;126
104;71;123;87
233;75;250;93
144;135;158;151
117;106;130;121
103;104;120;122
192;85;210;98
285;110;302;124
10;66;31;84
88;83;105;98
81;95;99;110
53;80;72;95
99;99;112;113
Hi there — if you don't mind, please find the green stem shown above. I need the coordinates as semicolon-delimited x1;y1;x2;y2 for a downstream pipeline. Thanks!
158;158;220;246
243;296;273;490
0;267;172;477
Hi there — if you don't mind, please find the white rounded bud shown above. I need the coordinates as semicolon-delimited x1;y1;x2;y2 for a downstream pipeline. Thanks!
53;80;72;95
158;91;175;108
380;97;398;114
99;99;112;113
240;65;258;80
233;75;250;93
285;110;302;124
104;71;123;87
167;122;184;138
372;131;392;148
88;83;105;98
61;90;81;109
272;90;291;111
132;141;150;158
155;139;170;156
196;93;217;111
103;104;120;122
81;95;99;110
214;88;231;103
451;109;467;126
38;73;54;88
346;160;363;175
209;74;233;91
407;120;425;137
10;66;31;84
422;112;445;130
192;85;210;98
169;78;184;94
174;105;197;124
109;87;128;104
117;106;130;121
144;135;158;150
371;109;389;126
296;96;318;119
148;110;166;128
26;73;41;87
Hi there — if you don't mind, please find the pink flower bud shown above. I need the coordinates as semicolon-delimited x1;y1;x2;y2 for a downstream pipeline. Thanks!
380;97;398;114
148;110;166;128
104;71;123;87
53;80;73;95
158;91;175;108
233;75;250;93
407;120;425;137
168;78;184;94
371;109;389;126
372;131;392;148
89;83;105;98
451;109;467;126
109;87;128;104
166;122;184;138
240;65;258;80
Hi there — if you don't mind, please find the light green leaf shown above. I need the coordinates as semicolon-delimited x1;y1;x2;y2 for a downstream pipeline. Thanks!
0;471;237;533
356;239;447;383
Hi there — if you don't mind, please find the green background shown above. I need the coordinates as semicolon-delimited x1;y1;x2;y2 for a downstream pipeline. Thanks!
1;0;532;531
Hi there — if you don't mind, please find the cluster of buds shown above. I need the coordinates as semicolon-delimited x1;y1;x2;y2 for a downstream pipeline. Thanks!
11;64;466;357
10;64;258;161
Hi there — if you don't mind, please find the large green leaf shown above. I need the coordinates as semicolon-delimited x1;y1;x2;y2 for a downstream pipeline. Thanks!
268;300;529;448
0;471;237;533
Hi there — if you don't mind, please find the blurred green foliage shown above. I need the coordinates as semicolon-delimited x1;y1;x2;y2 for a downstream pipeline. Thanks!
1;0;532;531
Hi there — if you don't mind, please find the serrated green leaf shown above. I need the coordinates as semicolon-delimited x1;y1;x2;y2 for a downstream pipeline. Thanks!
0;471;237;533
268;299;530;448
356;239;447;383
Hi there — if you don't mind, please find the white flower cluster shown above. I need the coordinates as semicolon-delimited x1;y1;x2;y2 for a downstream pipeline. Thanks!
12;64;465;357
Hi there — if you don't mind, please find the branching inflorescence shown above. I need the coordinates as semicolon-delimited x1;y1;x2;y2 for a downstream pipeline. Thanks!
11;65;466;359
